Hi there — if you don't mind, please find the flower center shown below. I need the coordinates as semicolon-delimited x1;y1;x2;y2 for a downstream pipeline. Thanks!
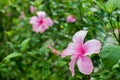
81;48;85;54
38;19;44;24
76;48;85;57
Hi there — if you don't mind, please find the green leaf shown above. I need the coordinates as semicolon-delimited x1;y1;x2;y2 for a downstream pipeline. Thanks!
94;0;120;13
93;0;106;11
100;46;120;69
4;52;22;61
5;30;14;38
20;38;30;51
106;0;120;13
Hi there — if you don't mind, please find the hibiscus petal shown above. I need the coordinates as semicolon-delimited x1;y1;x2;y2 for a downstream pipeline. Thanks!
77;56;93;75
29;16;38;24
69;55;78;76
37;11;46;18
32;24;48;33
73;30;88;46
32;24;40;33
39;24;48;33
66;15;76;23
83;39;101;56
61;43;79;58
45;17;53;26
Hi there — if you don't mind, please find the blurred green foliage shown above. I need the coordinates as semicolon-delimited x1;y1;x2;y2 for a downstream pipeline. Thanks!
100;46;120;69
0;0;120;80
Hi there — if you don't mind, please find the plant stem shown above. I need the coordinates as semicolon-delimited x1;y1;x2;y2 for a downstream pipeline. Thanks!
117;18;120;45
87;75;90;80
76;8;81;27
107;14;119;44
74;0;83;27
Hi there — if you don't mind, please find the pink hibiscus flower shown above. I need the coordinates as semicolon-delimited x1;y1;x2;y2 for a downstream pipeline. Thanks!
29;11;53;33
114;28;119;36
48;44;61;56
66;15;76;23
19;11;25;19
29;5;37;13
62;30;101;76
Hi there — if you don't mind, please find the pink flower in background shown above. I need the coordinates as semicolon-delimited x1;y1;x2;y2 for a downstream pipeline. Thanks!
29;11;53;33
48;44;61;56
66;15;76;23
62;30;101;76
19;11;25;19
30;5;37;13
114;28;119;36
6;12;11;17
